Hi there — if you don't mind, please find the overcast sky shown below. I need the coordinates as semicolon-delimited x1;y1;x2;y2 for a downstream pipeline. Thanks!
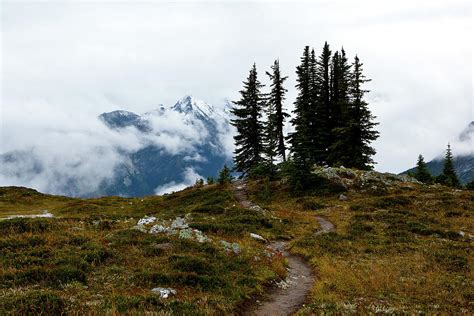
1;0;472;176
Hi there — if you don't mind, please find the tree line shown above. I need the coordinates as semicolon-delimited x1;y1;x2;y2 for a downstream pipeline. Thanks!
230;42;379;187
413;144;470;188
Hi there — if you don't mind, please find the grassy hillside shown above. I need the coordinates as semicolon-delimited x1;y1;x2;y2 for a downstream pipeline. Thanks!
246;171;473;314
1;169;473;314
0;185;317;314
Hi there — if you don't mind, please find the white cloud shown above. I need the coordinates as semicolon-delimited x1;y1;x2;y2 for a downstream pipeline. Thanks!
154;167;203;195
1;0;472;191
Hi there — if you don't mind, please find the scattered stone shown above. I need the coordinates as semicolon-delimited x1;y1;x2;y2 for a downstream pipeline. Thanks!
135;215;210;243
459;231;465;237
249;205;265;212
250;233;266;242
151;287;176;298
220;240;241;255
312;166;420;190
339;194;348;201
171;217;189;229
149;224;169;234
137;215;157;226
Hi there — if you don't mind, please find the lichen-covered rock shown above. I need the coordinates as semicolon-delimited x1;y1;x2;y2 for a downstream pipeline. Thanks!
151;287;176;298
171;217;189;229
249;205;265;212
149;224;169;234
137;215;157;226
250;233;266;242
134;215;210;243
220;240;241;255
312;166;420;190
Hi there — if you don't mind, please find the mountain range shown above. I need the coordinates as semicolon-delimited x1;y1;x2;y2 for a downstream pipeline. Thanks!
0;96;234;197
97;96;234;196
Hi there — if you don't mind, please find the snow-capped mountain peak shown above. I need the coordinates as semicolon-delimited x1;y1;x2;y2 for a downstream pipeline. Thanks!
172;95;216;120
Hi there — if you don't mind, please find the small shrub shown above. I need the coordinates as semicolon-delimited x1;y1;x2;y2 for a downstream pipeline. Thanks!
169;255;210;274
298;198;325;211
349;222;374;237
375;196;411;208
0;291;65;314
0;218;55;234
191;205;226;214
433;251;469;272
445;211;463;217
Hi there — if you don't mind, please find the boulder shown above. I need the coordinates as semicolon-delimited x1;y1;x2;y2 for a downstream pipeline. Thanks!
151;287;176;298
250;233;266;242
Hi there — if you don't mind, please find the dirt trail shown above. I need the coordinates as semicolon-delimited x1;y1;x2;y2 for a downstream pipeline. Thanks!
314;216;335;235
233;181;334;316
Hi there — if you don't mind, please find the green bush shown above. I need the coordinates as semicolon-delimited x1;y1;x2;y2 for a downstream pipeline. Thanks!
375;196;411;208
0;218;55;234
0;291;65;314
248;163;277;180
0;265;86;288
433;251;469;272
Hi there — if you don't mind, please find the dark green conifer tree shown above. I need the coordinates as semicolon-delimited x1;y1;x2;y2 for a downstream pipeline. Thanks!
265;59;289;162
328;48;353;166
308;48;321;164
313;42;332;164
231;64;265;175
218;164;233;185
347;56;379;169
414;154;433;183
288;46;313;174
466;179;474;190
437;144;460;187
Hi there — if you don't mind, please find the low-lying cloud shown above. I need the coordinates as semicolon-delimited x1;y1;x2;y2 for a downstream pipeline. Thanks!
154;167;204;195
0;97;232;196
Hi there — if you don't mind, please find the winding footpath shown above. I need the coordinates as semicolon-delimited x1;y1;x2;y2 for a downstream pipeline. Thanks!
233;181;335;316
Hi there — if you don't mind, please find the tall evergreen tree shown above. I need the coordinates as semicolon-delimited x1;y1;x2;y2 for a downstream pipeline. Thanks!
349;56;379;168
437;144;460;187
313;42;332;164
231;64;265;175
414;154;433;183
265;59;289;162
288;46;313;171
328;48;353;166
307;48;321;164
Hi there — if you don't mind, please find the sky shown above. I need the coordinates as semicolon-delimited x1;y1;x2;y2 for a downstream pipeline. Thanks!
0;0;473;193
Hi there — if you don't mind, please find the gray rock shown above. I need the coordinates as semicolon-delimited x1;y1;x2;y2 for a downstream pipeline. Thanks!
151;287;176;298
250;233;266;242
149;224;169;234
171;217;188;229
339;194;348;201
137;215;157;226
220;240;241;255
